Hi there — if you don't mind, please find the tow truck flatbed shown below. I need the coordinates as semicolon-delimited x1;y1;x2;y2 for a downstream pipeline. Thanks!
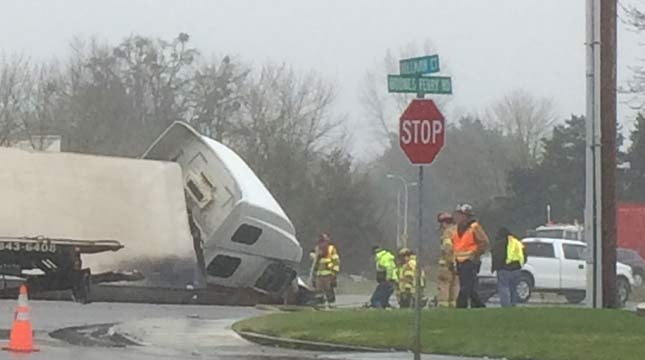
0;236;126;303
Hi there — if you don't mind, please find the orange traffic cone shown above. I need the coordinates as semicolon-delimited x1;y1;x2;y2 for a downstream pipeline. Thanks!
3;284;39;353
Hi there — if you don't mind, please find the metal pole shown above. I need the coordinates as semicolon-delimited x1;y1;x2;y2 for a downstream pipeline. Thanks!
584;0;596;308
396;190;402;248
413;90;425;360
546;204;551;224
403;182;409;247
414;166;423;360
600;0;618;308
585;0;603;309
592;0;603;308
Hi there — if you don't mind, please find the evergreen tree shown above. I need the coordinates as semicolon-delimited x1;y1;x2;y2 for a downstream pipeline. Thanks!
623;112;645;201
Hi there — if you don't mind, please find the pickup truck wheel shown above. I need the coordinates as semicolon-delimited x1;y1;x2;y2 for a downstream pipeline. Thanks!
515;273;532;303
617;276;630;307
633;273;643;288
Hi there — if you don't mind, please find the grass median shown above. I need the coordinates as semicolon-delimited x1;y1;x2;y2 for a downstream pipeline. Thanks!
233;307;644;360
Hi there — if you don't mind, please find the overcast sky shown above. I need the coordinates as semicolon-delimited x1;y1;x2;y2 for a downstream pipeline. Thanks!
1;0;642;157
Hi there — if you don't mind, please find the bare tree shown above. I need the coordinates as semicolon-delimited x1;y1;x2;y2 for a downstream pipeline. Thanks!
359;40;449;151
55;34;200;156
620;2;645;109
234;64;341;174
0;56;32;147
187;55;248;141
486;89;557;165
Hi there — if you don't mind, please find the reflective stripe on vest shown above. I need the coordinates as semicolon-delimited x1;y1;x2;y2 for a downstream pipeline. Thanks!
506;236;525;266
375;250;398;281
452;226;478;263
316;244;340;276
398;256;424;293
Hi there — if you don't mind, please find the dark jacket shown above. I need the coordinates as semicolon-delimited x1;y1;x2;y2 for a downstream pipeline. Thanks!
491;227;527;272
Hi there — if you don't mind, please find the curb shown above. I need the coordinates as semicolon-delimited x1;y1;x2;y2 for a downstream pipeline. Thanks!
235;330;394;353
255;304;318;312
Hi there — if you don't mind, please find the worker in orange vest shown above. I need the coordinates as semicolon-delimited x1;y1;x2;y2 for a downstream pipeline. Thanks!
452;204;489;308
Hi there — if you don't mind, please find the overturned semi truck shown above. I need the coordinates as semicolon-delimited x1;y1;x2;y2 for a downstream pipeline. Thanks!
0;121;310;305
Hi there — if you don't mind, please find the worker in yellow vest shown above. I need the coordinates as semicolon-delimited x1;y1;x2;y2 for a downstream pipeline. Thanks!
369;246;398;308
314;233;340;307
397;248;416;308
491;227;527;307
452;204;489;308
436;212;458;307
397;248;419;308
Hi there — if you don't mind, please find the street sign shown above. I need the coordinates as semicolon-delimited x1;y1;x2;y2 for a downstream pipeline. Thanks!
387;75;452;95
388;54;451;360
399;99;445;165
400;55;439;75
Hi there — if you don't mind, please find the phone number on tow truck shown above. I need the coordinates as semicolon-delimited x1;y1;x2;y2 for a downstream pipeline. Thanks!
0;241;57;253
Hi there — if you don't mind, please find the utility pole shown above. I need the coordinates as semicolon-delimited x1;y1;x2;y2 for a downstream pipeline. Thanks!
600;0;618;308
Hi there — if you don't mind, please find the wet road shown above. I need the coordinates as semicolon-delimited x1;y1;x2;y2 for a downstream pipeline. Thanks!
0;300;317;360
0;297;488;360
1;295;636;359
0;301;270;360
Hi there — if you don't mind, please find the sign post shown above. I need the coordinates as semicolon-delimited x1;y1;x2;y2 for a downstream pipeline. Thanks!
399;99;445;360
389;54;449;360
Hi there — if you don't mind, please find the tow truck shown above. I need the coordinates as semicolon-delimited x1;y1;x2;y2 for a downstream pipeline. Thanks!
0;236;142;303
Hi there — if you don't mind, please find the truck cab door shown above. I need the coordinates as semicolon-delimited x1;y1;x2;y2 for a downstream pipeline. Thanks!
559;244;587;290
524;241;560;289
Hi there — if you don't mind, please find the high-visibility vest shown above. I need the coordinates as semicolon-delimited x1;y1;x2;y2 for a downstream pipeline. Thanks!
452;224;479;263
375;249;398;281
316;244;340;276
438;225;456;266
399;255;426;293
506;236;525;267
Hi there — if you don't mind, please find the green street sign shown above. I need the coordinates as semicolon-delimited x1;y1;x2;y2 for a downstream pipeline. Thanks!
400;55;439;75
387;75;452;95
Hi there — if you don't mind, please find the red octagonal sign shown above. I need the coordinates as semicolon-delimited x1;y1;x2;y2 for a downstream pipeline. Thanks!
399;99;445;165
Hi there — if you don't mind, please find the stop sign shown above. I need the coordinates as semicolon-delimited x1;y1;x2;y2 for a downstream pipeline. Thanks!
399;99;445;164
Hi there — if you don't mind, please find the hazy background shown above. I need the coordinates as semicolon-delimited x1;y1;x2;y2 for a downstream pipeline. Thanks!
0;0;641;157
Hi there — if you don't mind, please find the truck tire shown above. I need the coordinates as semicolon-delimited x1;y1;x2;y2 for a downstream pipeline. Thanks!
617;276;630;308
564;291;586;304
515;272;533;304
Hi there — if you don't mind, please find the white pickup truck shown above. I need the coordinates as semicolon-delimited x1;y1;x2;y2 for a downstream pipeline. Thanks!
478;237;635;306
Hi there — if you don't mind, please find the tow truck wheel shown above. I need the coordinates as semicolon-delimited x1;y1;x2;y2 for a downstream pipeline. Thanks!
72;272;91;304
